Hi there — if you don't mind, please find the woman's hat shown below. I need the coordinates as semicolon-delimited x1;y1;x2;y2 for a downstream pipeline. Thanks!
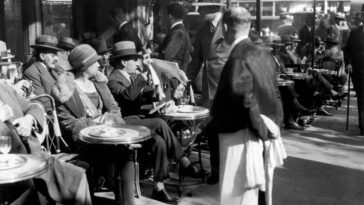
68;44;101;72
31;35;63;51
58;37;78;51
109;41;142;59
88;38;111;55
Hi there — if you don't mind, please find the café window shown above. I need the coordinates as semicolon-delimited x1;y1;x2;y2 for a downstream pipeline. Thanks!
4;0;24;61
263;2;273;16
42;0;73;37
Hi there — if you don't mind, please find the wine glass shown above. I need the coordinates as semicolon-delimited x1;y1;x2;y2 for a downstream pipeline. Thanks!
0;136;11;164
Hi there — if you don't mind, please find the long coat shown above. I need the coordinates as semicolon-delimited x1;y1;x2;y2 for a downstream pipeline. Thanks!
211;39;283;140
158;23;192;71
187;18;227;102
344;25;364;133
0;83;88;205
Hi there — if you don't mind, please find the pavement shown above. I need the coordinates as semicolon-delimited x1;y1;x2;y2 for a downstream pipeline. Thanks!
97;88;364;205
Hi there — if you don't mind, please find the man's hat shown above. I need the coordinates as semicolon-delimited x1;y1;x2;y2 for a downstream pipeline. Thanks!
281;35;293;44
88;38;111;55
334;12;346;20
109;41;142;59
167;2;186;19
58;37;78;51
262;35;284;47
31;35;63;51
68;44;101;72
290;33;301;42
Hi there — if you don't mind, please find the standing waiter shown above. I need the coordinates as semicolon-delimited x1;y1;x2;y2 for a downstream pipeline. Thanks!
345;13;364;135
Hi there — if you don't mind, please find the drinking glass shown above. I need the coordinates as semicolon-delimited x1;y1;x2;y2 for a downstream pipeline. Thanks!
0;136;11;164
180;95;190;105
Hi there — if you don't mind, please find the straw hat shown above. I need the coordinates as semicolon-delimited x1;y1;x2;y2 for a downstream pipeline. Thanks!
109;41;142;59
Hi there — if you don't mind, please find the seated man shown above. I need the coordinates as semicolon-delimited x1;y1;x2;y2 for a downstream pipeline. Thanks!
0;81;91;205
107;41;202;204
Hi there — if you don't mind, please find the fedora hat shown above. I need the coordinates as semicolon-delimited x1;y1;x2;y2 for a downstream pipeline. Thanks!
290;33;301;42
88;38;111;55
262;35;284;47
58;37;77;51
31;35;62;51
281;35;293;44
335;12;346;20
0;40;14;60
68;44;101;72
109;41;142;59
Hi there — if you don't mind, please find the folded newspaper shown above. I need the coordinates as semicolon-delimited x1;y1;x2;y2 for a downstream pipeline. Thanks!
150;58;188;84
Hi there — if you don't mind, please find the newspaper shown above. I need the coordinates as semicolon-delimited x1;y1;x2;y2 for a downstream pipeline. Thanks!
150;58;188;84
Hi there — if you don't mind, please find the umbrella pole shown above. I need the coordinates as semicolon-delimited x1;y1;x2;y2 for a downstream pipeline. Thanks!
346;74;351;130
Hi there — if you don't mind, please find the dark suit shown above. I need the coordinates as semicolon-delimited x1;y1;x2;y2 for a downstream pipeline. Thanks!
158;23;192;71
298;25;313;57
344;25;364;134
23;62;63;110
107;68;186;181
211;38;283;139
113;22;143;53
0;83;90;205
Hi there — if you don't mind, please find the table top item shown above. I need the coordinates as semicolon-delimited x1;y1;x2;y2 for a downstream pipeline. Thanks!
277;79;294;86
0;154;50;184
80;124;151;144
163;105;209;120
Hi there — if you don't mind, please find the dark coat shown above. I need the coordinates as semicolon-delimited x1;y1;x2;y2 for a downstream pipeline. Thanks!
211;39;283;140
56;77;121;146
187;18;226;101
113;22;143;53
107;68;155;117
0;83;87;205
344;25;364;74
158;23;192;71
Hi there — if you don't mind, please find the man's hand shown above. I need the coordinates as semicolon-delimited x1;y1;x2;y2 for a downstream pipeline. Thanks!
173;84;185;99
0;104;14;122
346;64;353;74
12;114;34;137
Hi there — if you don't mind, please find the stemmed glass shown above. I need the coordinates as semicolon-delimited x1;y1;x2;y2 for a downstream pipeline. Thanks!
0;136;11;164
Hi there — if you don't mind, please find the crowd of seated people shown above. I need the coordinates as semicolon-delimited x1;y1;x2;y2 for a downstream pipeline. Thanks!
0;4;353;205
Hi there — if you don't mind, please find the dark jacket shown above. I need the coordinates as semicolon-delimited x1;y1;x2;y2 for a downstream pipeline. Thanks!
211;39;283;140
187;18;226;101
107;68;155;117
55;74;121;147
158;23;192;71
113;22;143;53
344;25;364;74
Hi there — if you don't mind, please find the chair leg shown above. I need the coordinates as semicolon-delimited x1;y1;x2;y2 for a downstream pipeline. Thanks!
133;149;141;198
178;163;183;197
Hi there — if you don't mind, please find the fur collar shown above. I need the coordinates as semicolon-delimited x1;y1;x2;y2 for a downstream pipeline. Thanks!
51;72;75;103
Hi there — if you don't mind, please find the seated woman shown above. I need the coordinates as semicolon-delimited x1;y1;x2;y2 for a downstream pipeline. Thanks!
53;45;135;205
0;82;91;205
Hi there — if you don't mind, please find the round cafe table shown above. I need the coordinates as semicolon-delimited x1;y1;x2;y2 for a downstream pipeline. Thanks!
163;105;209;196
0;154;50;184
79;123;151;201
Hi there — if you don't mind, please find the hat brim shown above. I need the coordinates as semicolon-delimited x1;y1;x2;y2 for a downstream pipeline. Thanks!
99;48;112;55
109;53;143;59
31;44;63;51
264;43;284;47
70;55;102;72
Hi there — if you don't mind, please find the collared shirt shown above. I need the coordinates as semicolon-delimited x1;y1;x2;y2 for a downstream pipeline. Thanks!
171;21;183;29
211;13;221;28
230;35;249;52
118;21;128;30
118;69;132;83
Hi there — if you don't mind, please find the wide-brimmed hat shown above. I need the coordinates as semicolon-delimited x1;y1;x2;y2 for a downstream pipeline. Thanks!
58;37;77;51
88;38;111;55
109;41;142;59
31;35;63;51
68;44;101;72
0;40;14;60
